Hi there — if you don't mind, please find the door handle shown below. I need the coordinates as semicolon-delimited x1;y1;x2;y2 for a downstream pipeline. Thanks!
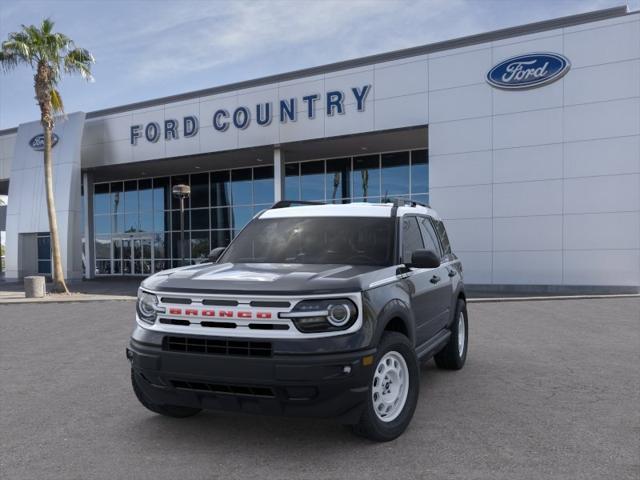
430;275;441;284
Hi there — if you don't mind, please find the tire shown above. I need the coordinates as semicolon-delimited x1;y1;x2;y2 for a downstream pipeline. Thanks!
131;369;202;418
434;298;468;370
351;332;420;442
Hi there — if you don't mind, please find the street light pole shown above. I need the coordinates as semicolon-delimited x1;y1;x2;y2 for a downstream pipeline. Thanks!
172;184;191;267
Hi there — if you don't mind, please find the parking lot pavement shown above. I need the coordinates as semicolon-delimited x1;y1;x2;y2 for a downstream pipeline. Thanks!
1;298;638;480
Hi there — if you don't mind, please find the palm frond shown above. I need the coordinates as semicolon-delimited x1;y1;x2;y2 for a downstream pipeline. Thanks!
0;50;19;70
51;88;64;114
64;47;94;81
41;18;55;35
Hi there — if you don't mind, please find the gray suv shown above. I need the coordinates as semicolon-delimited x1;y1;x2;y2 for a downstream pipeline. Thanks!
127;199;468;441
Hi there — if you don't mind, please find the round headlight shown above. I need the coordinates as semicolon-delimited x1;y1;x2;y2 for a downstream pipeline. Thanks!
137;290;158;324
327;303;351;327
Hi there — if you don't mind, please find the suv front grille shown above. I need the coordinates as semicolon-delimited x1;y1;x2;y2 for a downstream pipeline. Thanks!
163;336;272;357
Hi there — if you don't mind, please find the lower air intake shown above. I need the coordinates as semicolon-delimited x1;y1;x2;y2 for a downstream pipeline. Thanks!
171;380;275;397
163;336;272;357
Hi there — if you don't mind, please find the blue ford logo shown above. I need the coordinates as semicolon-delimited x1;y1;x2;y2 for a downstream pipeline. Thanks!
29;133;59;151
487;53;570;90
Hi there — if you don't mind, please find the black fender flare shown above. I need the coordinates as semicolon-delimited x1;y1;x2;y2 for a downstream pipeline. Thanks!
373;298;416;347
446;283;467;328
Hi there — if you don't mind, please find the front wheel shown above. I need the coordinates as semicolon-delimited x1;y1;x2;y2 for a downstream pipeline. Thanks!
351;332;419;442
434;299;468;370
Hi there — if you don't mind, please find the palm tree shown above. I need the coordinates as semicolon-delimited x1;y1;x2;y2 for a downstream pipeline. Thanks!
0;19;94;293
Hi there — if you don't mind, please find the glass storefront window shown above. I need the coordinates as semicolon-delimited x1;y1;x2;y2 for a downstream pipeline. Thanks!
37;233;51;275
211;207;231;229
95;236;111;259
353;155;380;200
124;180;138;213
92;148;428;275
111;183;123;229
231;205;253;230
94;183;110;215
124;212;139;233
96;260;111;275
153;210;168;232
171;210;190;232
211;230;232;249
190;173;209;208
300;161;325;201
95;215;110;235
190;208;209;230
411;149;428;199
153;177;170;210
211;171;230;207
139;212;153;232
171;231;190;259
381;151;410;197
190;231;210;262
153;233;169;259
138;179;153;212
253;166;274;204
284;163;300;200
231;169;252;205
326;158;351;203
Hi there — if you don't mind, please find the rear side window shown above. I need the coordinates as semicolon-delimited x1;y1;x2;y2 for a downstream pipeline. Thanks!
432;219;452;255
401;217;424;264
418;217;442;257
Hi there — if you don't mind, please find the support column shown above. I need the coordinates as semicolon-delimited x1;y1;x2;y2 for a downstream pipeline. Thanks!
273;146;285;202
82;171;95;279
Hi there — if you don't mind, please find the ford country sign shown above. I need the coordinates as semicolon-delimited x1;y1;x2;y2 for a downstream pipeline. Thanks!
487;53;570;90
29;133;59;151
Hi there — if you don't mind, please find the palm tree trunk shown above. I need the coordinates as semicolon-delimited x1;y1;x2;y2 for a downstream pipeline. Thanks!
35;62;69;294
43;123;68;293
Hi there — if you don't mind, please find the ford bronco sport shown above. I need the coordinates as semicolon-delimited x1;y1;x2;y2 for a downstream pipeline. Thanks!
127;199;468;441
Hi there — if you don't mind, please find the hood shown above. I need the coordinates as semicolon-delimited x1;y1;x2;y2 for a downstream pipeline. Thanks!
142;262;391;295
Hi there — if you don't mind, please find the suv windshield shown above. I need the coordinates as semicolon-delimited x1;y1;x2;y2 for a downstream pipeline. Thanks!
220;217;395;266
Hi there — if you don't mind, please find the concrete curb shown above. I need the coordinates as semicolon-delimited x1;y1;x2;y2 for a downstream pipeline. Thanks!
0;295;136;304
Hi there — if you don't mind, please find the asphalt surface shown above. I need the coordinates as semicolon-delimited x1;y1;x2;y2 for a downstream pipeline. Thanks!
1;298;638;480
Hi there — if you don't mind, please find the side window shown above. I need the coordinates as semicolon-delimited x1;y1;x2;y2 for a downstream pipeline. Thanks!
418;217;442;257
402;217;424;264
433;219;452;256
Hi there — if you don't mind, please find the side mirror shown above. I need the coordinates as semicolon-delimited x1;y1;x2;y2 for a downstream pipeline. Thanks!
208;247;226;263
409;249;440;269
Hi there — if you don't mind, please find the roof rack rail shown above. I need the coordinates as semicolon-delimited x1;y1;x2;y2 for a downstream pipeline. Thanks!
271;200;325;209
381;196;431;208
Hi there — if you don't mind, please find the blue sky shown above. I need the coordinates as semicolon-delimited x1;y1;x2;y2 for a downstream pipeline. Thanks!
0;0;634;130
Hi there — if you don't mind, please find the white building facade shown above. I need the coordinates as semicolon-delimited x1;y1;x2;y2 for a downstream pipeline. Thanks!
0;6;638;292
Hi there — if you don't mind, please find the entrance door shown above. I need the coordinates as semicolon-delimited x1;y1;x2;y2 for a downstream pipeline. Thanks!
133;237;153;275
114;236;153;275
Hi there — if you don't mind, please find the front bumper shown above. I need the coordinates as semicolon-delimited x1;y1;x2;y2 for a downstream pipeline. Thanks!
128;334;376;424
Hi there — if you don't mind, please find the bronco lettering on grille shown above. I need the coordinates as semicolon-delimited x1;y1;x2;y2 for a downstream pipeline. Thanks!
167;308;272;319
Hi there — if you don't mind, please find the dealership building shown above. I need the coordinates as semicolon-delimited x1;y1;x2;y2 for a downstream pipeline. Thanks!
0;6;638;292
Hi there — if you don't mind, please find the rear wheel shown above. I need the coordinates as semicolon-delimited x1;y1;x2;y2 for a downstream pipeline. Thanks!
131;369;202;418
352;332;419;442
434;299;468;370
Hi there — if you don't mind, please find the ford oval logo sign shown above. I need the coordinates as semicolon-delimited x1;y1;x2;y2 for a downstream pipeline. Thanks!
29;133;59;151
487;53;570;90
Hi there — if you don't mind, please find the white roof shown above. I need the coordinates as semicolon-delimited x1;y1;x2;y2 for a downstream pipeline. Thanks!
259;202;440;220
